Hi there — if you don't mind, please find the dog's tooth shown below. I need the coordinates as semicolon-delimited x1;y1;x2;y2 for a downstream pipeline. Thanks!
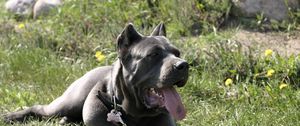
149;88;162;96
159;95;164;101
150;88;155;93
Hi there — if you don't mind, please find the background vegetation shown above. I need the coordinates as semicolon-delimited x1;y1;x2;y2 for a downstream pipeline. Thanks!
1;0;300;125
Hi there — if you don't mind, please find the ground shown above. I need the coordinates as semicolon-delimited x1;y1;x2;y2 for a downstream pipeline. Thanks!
233;29;300;56
1;0;300;125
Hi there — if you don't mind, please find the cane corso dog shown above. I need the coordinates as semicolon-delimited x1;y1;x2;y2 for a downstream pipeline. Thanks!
4;23;189;126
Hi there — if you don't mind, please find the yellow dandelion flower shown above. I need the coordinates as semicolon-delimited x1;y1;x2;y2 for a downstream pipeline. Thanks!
95;51;106;62
264;49;273;57
266;69;275;77
18;23;25;29
225;78;233;86
279;83;288;90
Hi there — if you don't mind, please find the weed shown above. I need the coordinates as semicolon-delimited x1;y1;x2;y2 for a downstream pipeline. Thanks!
1;0;300;125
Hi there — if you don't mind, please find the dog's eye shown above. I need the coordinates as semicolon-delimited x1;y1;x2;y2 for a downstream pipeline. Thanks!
173;50;180;57
147;52;159;58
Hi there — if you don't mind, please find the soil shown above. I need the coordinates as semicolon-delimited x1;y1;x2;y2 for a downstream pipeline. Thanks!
232;29;300;56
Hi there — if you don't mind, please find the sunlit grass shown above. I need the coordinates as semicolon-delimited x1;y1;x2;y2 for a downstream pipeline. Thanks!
1;0;300;126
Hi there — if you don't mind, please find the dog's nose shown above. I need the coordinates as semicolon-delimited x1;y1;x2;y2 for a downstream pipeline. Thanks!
174;61;189;70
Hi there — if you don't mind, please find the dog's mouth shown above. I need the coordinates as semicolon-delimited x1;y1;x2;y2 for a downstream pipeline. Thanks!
143;86;186;120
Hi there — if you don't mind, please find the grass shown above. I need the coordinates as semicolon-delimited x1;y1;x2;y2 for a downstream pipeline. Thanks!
1;0;300;126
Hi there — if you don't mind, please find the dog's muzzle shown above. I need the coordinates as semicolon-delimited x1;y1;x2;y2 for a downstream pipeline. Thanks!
173;61;189;87
142;60;189;120
173;61;189;71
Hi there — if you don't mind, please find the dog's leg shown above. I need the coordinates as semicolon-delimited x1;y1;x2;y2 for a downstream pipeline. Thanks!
4;96;65;123
59;116;73;125
82;83;113;126
4;105;50;122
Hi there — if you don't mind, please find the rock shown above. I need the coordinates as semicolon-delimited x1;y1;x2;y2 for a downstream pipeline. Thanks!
231;0;299;21
5;0;61;19
33;0;61;19
5;0;36;16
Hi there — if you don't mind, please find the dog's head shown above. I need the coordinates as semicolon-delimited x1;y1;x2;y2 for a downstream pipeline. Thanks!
114;23;188;120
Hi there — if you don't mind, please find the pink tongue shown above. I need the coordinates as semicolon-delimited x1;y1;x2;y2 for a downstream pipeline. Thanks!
162;87;186;120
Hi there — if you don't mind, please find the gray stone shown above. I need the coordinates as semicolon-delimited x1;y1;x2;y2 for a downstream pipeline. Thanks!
5;0;36;15
231;0;299;21
5;0;61;19
33;0;61;19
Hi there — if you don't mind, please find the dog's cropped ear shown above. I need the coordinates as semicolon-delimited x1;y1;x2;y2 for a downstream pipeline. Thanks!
117;23;143;58
150;23;166;36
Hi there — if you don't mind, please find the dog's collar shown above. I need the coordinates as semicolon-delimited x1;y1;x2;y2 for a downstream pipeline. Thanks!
96;91;133;126
96;91;118;110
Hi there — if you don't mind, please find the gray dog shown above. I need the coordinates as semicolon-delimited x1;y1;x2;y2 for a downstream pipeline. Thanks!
4;23;189;126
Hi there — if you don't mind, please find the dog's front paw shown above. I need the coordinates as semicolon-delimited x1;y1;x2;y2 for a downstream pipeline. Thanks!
3;114;14;124
3;113;24;124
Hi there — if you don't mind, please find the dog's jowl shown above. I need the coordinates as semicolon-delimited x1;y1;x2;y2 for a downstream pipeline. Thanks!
4;23;189;126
